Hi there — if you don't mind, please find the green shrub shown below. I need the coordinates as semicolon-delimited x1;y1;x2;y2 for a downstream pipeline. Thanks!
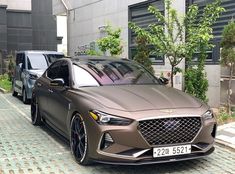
0;74;12;92
217;107;235;124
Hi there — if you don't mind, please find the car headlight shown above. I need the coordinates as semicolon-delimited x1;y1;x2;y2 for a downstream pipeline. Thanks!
203;110;214;120
89;110;133;126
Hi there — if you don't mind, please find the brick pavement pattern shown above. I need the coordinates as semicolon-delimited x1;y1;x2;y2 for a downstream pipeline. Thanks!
0;93;235;174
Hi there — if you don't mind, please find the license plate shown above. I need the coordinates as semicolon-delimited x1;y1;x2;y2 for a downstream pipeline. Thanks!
153;145;191;158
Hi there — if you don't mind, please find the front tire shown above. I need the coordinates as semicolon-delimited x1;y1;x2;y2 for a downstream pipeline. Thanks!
70;114;91;165
31;95;43;126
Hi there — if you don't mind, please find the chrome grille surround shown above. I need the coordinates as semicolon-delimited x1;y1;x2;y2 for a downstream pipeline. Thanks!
138;117;202;146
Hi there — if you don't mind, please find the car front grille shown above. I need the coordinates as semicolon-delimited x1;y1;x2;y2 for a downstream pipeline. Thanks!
138;117;202;146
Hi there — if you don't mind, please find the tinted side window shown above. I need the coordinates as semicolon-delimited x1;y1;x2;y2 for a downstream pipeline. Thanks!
46;54;64;63
16;53;26;69
47;61;61;79
57;61;69;86
16;54;22;65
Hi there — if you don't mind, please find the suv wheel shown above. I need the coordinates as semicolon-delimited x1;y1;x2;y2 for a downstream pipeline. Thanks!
22;88;30;104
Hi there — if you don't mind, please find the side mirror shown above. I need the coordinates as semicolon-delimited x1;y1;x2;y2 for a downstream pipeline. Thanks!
18;63;23;71
50;78;65;87
159;77;169;85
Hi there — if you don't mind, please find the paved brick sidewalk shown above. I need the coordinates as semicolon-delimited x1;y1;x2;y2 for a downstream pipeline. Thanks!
1;93;235;174
216;122;235;149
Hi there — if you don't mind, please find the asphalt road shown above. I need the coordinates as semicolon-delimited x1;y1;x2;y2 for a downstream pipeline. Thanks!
0;93;235;174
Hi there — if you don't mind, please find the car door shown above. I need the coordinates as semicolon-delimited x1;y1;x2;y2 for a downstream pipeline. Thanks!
14;53;22;93
47;60;71;134
38;61;61;121
14;53;26;94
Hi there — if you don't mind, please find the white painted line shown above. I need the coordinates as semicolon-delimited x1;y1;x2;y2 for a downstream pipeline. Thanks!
0;94;31;122
224;128;235;135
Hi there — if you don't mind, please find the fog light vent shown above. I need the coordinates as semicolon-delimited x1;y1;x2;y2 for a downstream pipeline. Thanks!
211;124;217;138
100;133;114;150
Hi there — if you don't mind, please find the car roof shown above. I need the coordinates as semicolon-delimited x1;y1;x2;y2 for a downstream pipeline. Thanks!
70;56;130;63
16;50;64;55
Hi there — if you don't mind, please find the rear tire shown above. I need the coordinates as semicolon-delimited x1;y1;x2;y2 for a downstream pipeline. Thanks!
70;114;91;165
31;94;43;126
22;88;30;104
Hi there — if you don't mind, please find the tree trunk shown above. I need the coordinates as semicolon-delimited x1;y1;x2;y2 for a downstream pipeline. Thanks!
228;64;234;116
171;65;174;88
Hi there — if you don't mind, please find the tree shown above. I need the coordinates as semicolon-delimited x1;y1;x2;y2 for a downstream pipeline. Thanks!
7;56;15;81
221;20;235;115
129;0;224;89
97;25;123;56
134;35;154;74
129;0;185;87
184;0;224;102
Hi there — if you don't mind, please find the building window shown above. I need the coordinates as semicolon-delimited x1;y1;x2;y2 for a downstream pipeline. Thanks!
190;41;220;65
128;0;164;65
186;0;235;64
192;50;213;62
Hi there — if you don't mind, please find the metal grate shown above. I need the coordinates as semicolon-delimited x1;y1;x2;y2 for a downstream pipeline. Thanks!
138;117;202;146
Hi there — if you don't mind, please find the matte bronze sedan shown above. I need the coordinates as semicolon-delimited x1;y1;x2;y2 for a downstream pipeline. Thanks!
31;56;217;165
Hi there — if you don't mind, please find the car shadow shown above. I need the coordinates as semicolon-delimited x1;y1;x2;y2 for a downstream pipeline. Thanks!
39;123;202;174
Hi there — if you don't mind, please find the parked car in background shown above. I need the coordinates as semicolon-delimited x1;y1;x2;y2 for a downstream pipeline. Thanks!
31;56;217;165
12;50;64;103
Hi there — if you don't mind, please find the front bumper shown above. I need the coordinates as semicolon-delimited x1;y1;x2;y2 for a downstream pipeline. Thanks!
93;146;215;165
86;114;217;165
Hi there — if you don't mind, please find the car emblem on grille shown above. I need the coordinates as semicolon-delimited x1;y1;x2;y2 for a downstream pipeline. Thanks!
164;120;180;131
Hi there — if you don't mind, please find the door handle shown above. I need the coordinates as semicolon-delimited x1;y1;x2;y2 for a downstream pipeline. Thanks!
48;89;53;93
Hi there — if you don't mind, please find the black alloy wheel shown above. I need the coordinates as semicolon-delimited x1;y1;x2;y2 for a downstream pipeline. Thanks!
31;95;42;126
70;114;90;165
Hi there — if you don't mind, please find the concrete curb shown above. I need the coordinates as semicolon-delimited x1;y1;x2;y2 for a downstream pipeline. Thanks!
216;122;235;150
215;139;235;150
217;122;235;131
0;87;7;94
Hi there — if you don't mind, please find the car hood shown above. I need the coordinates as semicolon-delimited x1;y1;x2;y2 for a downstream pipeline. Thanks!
81;85;202;112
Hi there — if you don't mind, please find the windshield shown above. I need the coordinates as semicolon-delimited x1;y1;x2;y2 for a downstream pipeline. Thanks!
74;60;160;87
46;54;64;63
73;65;99;87
27;54;48;70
